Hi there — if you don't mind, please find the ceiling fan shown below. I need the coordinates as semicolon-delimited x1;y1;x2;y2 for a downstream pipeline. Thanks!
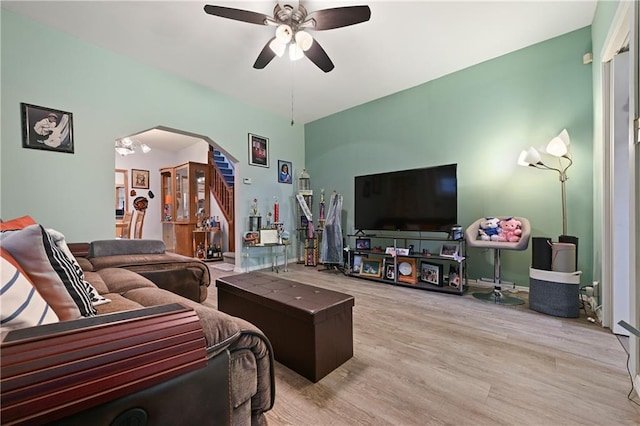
203;1;371;72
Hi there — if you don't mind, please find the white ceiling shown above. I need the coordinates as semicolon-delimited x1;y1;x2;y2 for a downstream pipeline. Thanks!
3;0;597;127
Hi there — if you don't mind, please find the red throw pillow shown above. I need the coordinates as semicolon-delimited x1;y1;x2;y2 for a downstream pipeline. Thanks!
0;215;37;231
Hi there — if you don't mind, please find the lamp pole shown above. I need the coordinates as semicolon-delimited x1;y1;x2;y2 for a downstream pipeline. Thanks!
559;171;568;236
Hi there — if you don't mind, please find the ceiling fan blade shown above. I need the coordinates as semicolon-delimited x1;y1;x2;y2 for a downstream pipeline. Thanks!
253;38;278;69
307;6;371;30
304;40;334;73
204;5;270;26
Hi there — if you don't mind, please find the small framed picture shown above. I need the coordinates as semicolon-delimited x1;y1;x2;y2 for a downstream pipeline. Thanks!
21;103;74;154
420;261;443;286
248;133;269;167
448;263;461;289
132;169;150;189
352;254;367;274
397;257;417;284
360;259;382;278
355;238;371;250
440;244;458;258
384;262;396;281
278;160;292;183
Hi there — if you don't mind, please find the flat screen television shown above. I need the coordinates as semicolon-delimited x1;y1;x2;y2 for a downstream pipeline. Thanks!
354;164;458;232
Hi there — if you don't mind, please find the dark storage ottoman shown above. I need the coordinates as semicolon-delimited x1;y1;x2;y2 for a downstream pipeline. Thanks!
529;268;582;318
216;272;354;382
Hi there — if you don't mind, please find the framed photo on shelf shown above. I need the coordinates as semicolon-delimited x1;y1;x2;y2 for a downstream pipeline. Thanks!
248;133;269;167
355;238;371;250
21;103;74;154
384;261;396;281
448;263;461;289
420;261;443;286
360;259;382;278
440;243;458;258
352;254;367;274
132;169;150;189
397;257;417;284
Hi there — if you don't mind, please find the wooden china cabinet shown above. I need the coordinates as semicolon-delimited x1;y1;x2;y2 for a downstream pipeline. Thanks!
160;162;210;257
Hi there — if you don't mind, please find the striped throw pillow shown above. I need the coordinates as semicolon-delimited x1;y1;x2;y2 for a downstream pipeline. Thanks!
1;252;59;331
1;225;97;319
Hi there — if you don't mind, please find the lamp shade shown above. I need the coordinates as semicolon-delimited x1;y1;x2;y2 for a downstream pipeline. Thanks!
295;31;313;51
269;39;286;57
275;24;293;43
518;147;542;166
115;146;133;156
289;43;304;61
546;129;571;157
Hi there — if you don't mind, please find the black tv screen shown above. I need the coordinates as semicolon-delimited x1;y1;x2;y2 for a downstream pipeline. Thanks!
354;164;458;232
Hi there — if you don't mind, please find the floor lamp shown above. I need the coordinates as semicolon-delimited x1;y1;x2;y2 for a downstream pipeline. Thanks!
518;129;573;236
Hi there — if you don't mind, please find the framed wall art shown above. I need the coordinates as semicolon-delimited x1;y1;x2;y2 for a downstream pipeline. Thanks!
360;259;382;278
278;160;292;183
420;261;443;286
132;169;150;189
397;257;417;285
21;103;74;154
249;133;269;167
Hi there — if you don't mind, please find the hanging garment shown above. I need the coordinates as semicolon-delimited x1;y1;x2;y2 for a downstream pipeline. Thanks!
321;192;343;264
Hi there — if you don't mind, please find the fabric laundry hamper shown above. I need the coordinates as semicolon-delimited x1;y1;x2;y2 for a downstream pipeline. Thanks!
529;268;582;318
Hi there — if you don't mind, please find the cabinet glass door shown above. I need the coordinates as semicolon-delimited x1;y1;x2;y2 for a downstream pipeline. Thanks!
175;165;190;221
161;169;173;221
195;167;206;217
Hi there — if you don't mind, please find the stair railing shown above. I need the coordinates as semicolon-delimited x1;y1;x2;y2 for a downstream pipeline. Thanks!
209;150;235;253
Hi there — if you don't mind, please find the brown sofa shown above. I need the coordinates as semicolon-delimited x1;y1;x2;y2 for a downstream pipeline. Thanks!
1;225;275;426
85;239;211;303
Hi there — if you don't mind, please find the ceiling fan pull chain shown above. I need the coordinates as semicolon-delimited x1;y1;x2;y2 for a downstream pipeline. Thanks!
290;59;295;126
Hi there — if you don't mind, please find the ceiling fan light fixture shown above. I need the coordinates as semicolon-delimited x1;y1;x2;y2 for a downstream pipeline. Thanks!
269;38;286;57
140;143;151;154
275;24;293;43
295;30;313;51
115;146;134;156
289;43;304;61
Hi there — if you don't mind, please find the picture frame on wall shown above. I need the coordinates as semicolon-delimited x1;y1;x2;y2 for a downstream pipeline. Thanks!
359;259;382;278
248;133;269;167
132;169;150;189
277;160;292;183
420;261;443;286
21;103;74;154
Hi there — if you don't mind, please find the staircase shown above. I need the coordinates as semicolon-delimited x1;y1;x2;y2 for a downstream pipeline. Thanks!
209;147;235;254
213;150;235;186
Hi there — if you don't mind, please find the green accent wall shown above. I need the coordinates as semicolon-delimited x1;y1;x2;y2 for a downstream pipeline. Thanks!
305;27;594;286
1;10;304;247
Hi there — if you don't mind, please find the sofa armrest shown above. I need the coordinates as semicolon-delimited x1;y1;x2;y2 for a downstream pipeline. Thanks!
1;304;207;425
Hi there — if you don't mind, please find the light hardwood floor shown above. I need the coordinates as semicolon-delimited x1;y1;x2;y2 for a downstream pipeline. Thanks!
207;264;640;425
